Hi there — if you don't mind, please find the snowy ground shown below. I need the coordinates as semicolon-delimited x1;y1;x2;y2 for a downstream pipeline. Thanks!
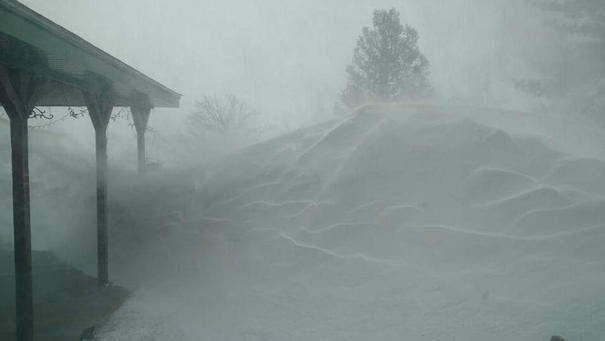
91;104;605;341
3;104;605;340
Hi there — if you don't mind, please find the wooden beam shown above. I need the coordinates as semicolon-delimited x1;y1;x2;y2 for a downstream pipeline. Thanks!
83;85;113;286
131;96;152;174
0;65;41;341
9;116;31;341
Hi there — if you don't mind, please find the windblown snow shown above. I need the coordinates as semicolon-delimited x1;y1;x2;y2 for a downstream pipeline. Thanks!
4;104;605;340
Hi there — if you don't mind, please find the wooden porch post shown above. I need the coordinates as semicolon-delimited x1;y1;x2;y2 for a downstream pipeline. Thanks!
83;87;113;286
0;65;41;341
131;98;151;174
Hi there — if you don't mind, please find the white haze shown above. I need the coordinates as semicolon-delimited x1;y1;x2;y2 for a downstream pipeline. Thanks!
19;0;553;129
1;1;604;341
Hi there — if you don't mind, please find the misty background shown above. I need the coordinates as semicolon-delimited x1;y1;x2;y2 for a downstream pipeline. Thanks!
12;0;562;164
3;1;605;340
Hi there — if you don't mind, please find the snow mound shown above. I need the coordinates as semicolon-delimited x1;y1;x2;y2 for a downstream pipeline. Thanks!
511;199;605;235
481;129;519;154
463;168;537;204
544;157;605;195
94;105;605;341
476;187;574;224
377;204;426;226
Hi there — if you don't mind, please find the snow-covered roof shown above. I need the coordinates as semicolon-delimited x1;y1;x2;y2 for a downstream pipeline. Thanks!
0;0;180;108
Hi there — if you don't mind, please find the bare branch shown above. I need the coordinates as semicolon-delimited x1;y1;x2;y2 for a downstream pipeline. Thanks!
189;94;257;135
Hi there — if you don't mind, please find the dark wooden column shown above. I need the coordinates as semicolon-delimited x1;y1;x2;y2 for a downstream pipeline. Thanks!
83;88;113;286
131;98;152;174
0;65;41;341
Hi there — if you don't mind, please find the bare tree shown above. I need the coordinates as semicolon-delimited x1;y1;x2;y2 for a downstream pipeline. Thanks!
189;94;256;134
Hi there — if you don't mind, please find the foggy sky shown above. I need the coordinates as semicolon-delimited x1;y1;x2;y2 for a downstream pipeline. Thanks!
19;0;551;131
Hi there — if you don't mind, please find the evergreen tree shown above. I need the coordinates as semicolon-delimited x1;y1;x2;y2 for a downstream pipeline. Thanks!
342;8;431;108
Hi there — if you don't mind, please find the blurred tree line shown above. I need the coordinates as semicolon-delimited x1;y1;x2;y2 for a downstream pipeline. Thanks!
525;0;605;124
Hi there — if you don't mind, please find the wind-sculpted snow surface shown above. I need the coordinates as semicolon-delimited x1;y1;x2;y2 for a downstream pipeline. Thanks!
97;105;605;340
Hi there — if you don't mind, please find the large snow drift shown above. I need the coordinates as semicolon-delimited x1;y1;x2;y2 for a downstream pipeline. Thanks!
94;104;605;340
6;103;605;340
